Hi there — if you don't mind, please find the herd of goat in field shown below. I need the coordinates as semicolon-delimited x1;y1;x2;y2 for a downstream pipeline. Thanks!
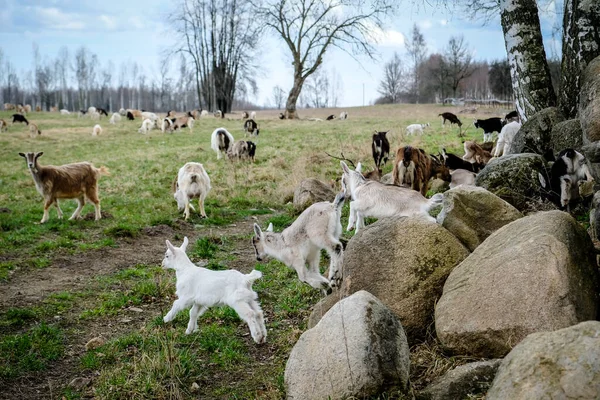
8;104;595;342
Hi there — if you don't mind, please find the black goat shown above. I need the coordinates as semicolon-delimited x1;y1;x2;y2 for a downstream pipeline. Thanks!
439;112;462;127
474;117;503;142
441;148;483;173
246;141;257;162
97;108;108;116
126;111;135;121
11;114;29;125
504;110;519;124
326;114;336;121
371;131;390;168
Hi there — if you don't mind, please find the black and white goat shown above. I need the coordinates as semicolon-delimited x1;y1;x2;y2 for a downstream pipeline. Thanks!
372;130;390;168
474;117;503;142
441;148;483;172
210;128;235;160
252;192;346;292
540;149;594;210
243;119;259;137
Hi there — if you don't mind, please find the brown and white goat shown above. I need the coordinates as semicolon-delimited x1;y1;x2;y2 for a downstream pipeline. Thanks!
29;123;41;137
19;152;109;223
211;128;234;159
0;119;8;132
228;140;256;162
171;113;194;132
463;140;492;165
393;147;449;195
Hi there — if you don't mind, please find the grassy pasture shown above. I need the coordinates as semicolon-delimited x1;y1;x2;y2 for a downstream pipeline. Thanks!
0;104;509;399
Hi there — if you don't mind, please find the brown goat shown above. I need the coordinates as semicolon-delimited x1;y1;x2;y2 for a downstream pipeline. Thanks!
393;146;447;195
29;123;41;137
463;140;493;165
19;152;110;223
0;119;7;132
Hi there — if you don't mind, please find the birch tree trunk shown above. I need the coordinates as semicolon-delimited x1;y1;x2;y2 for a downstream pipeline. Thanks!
500;0;556;122
559;0;600;118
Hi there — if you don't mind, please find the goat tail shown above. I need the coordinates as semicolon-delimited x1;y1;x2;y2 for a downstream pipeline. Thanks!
97;166;110;176
245;269;263;284
333;191;346;210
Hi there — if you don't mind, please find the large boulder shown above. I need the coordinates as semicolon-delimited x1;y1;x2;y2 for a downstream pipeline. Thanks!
475;153;548;210
292;178;335;212
436;210;600;358
487;321;600;400
550;119;584;153
580;55;600;144
437;186;523;251
507;107;564;155
418;359;502;400
310;216;469;341
285;291;410;400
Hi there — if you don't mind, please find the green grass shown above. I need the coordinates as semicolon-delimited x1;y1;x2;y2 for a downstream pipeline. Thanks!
0;323;64;378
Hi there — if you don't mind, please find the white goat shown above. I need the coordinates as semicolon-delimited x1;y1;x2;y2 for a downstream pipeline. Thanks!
90;111;100;121
405;123;430;136
250;111;256;120
141;111;158;122
109;113;121;125
449;169;477;188
211;127;235;160
162;237;267;344
174;162;211;220
493;121;521;157
339;111;348;120
19;152;109;223
252;192;346;292
119;108;126;116
60;109;70;115
92;124;102;136
87;106;97;115
341;161;443;233
200;110;209;117
138;118;154;134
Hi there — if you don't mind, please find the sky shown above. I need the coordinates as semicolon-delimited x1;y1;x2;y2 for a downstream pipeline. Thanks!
0;0;562;107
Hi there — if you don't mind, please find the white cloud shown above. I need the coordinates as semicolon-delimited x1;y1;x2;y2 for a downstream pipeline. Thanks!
32;7;86;30
439;19;448;26
418;20;433;30
99;15;117;30
129;16;144;29
369;27;405;48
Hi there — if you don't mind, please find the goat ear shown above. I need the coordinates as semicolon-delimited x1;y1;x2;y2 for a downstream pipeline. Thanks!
267;223;274;232
356;162;362;172
166;240;176;254
35;152;43;159
18;152;26;158
341;161;350;174
181;237;189;252
253;223;262;237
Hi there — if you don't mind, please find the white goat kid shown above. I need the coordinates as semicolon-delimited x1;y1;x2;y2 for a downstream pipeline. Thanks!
341;161;442;233
162;237;267;343
138;118;154;134
405;123;430;136
493;121;521;158
174;162;211;220
252;192;346;292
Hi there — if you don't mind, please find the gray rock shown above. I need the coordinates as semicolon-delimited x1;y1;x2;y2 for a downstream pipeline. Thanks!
292;178;335;212
418;359;502;400
429;178;450;194
507;107;564;155
550;119;584;153
437;186;523;251
580;55;600;144
436;210;600;358
285;291;410;400
310;217;469;341
475;153;549;210
487;321;600;400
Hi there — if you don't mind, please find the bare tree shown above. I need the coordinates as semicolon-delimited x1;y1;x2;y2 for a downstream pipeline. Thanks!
170;0;261;113
444;36;474;99
118;62;127;109
405;23;427;103
256;0;396;119
329;68;343;107
56;46;70;109
377;52;406;103
159;58;172;110
272;85;286;109
305;66;330;108
559;0;600;118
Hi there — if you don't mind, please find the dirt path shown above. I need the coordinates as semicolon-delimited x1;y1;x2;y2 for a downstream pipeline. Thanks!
0;216;271;400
